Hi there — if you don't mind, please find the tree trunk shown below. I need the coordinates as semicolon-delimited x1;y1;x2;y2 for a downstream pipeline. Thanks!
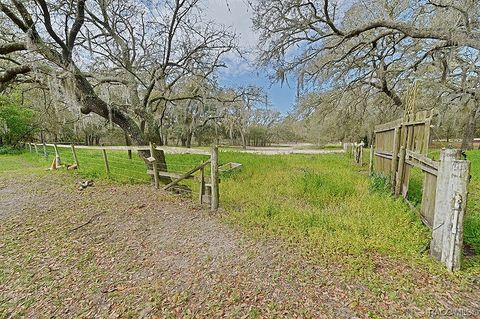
74;70;144;145
240;130;247;149
461;99;480;151
186;131;192;148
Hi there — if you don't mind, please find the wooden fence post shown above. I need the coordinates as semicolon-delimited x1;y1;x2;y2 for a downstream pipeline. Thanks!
149;142;159;189
53;143;61;167
431;149;469;271
423;116;432;155
71;144;79;169
42;142;47;158
28;142;32;153
34;143;38;155
359;144;363;166
102;149;110;176
391;127;401;185
369;144;374;175
210;146;219;210
394;146;406;196
199;166;205;204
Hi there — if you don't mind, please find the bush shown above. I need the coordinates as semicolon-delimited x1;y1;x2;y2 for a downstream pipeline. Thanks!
0;96;35;146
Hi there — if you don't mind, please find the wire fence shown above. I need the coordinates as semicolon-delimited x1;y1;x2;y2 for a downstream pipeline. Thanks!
26;142;220;209
27;144;209;183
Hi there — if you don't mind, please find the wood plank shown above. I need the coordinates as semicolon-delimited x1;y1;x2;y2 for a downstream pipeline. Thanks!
405;150;439;170
71;144;79;169
374;151;393;160
102;149;110;175
423;118;431;155
391;127;400;183
431;149;461;261
401;164;411;198
163;160;211;191
374;118;403;133
210;146;219;210
149;142;159;189
146;170;194;179
199;166;205;204
421;173;437;228
395;146;406;196
441;160;470;271
369;145;374;176
405;159;438;176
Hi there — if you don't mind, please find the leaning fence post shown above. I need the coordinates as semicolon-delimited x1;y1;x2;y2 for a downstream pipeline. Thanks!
42;142;48;158
102;149;110;176
53;143;61;167
210;146;219;210
369;144;374;175
34;143;38;155
391;127;401;185
394;146;406;196
149;142;159;189
359;144;363;166
431;149;469;271
199;165;205;204
71;144;79;169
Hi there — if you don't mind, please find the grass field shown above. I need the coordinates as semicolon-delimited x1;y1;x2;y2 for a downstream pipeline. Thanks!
2;147;480;285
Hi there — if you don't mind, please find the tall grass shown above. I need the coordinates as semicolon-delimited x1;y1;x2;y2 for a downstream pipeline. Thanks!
4;146;480;275
217;153;431;273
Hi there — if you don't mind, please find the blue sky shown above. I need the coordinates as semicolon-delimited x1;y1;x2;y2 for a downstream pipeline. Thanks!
218;72;298;113
205;0;298;113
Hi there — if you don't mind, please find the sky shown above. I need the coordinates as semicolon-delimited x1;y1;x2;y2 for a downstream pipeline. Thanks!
204;0;297;113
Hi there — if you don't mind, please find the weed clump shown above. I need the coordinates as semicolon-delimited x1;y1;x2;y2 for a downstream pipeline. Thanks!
368;172;391;193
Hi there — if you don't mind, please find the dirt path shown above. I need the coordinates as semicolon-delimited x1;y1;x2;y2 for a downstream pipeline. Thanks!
1;172;479;318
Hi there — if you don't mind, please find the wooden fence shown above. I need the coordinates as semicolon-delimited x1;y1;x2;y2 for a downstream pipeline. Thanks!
27;142;220;210
372;110;471;271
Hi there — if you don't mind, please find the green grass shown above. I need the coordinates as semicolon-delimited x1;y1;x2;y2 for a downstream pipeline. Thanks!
218;152;434;274
465;151;480;256
2;146;480;278
4;146;210;185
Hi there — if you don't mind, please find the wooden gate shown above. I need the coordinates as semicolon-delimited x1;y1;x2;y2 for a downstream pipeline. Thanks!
372;110;470;271
374;110;435;224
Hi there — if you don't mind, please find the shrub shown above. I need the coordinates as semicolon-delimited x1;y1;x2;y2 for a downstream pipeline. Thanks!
0;96;35;146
